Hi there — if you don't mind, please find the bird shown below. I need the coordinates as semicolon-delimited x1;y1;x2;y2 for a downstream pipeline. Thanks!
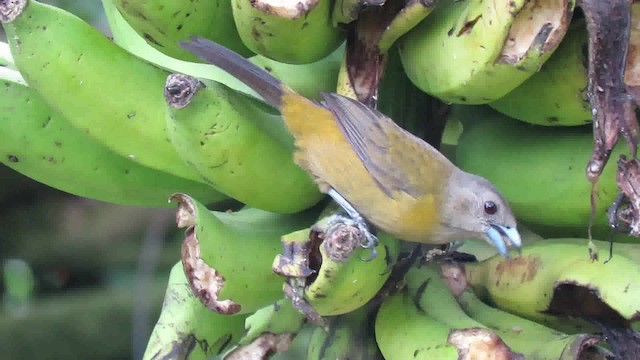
180;36;522;259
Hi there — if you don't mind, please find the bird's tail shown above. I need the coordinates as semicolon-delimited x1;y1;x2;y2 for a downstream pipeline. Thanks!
180;36;285;109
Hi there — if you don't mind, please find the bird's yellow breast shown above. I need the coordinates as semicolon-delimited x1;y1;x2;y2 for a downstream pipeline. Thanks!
280;90;443;242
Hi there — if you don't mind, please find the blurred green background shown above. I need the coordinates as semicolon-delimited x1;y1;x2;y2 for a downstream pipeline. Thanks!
0;2;185;359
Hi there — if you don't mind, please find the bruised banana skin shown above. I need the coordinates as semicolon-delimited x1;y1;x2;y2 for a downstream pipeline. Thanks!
399;0;575;104
231;0;345;64
375;288;493;360
112;0;254;62
0;0;206;184
174;194;319;315
488;19;592;126
463;241;640;330
142;262;248;360
102;0;344;103
453;105;625;228
164;75;323;214
303;226;399;316
454;282;606;359
306;305;382;360
0;79;225;208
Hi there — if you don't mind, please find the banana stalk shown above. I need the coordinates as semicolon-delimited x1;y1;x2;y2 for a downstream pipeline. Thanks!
143;262;248;360
173;194;319;315
0;79;226;208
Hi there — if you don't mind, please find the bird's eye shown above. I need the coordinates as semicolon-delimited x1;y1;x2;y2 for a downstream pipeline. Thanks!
484;201;498;215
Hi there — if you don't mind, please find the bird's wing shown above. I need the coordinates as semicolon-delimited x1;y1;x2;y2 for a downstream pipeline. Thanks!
322;93;442;199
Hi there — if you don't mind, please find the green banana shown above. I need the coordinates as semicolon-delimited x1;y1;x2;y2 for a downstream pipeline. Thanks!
222;298;306;359
173;194;319;315
1;0;206;183
0;78;225;208
398;0;575;104
164;74;323;214
273;213;399;318
143;262;248;360
451;268;608;359
462;241;640;333
112;0;254;62
306;304;382;360
490;2;640;126
231;0;345;64
102;0;344;102
375;283;521;359
488;19;592;126
454;105;624;228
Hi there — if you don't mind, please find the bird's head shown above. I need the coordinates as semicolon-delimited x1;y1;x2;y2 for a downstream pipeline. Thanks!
441;170;521;257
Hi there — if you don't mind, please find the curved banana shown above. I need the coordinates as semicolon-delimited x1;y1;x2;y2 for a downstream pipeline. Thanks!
490;2;640;126
143;262;249;360
102;0;344;102
112;0;254;62
164;74;323;214
398;0;575;104
449;266;607;359
231;0;345;64
306;304;382;360
462;240;640;333
0;0;205;183
375;285;520;360
273;212;399;318
0;78;225;208
173;194;319;315
454;105;625;228
488;19;591;126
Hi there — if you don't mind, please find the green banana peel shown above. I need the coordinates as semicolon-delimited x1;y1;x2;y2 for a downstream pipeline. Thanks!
399;0;575;104
489;19;592;126
238;299;306;347
231;0;345;64
0;79;225;208
273;214;399;319
164;74;323;214
143;262;248;360
444;265;608;360
103;0;343;101
1;0;208;184
454;105;624;228
173;194;319;315
462;241;640;333
375;286;521;359
307;304;383;360
112;0;254;62
221;298;306;359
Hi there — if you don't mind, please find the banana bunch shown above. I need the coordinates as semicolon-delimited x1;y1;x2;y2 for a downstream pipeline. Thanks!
5;0;640;358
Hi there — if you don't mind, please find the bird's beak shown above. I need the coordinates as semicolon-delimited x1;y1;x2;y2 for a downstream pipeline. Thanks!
486;224;522;258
